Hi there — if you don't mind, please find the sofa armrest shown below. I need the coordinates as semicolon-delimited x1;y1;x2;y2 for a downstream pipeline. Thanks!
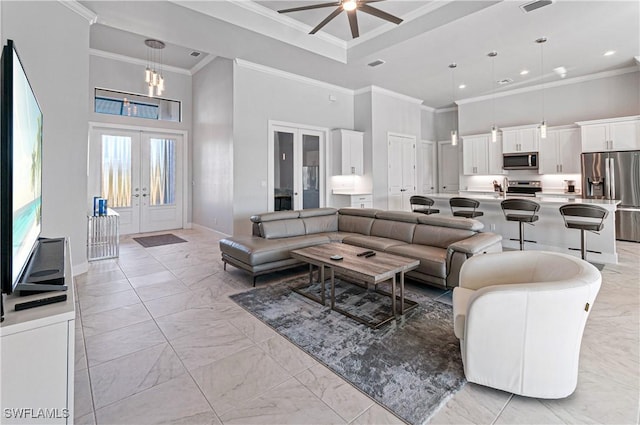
445;232;502;288
448;232;502;255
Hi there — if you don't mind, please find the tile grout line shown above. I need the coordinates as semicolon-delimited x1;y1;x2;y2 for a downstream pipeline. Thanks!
490;393;514;425
75;277;99;425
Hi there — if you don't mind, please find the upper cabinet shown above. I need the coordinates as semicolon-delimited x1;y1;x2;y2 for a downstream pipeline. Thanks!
462;135;489;175
539;127;581;174
577;116;640;152
502;126;540;153
332;129;363;175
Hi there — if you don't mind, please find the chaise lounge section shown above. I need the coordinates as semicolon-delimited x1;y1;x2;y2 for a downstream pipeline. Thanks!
220;207;503;288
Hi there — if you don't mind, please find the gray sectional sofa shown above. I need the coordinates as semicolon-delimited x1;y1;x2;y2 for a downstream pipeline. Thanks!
219;207;503;289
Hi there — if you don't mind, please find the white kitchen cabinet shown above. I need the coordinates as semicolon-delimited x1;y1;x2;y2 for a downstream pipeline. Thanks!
0;240;75;424
462;135;489;175
332;193;373;209
539;128;581;174
332;129;363;175
577;116;640;152
502;127;540;153
417;140;437;194
488;134;506;175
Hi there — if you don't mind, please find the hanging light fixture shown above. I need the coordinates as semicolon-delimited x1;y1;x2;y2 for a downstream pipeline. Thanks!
144;39;166;97
449;62;458;146
488;51;498;143
536;37;548;139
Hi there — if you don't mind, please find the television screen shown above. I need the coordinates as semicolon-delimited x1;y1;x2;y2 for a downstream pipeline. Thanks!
1;39;43;294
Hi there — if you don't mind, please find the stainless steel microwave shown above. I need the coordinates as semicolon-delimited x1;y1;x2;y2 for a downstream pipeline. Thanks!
503;152;538;170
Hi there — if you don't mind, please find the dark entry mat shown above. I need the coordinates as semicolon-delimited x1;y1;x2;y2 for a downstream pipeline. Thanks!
133;234;187;248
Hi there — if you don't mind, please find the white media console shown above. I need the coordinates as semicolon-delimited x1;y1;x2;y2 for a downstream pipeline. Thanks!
0;239;75;424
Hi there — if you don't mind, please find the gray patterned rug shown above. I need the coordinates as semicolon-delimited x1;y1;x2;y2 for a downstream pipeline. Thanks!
132;233;187;248
230;277;466;424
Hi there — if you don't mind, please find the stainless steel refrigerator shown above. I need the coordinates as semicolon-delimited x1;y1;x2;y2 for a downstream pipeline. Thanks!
582;151;640;242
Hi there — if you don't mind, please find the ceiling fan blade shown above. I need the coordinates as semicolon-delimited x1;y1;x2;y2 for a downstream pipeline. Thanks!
347;9;359;38
278;2;340;14
310;6;343;34
358;4;403;25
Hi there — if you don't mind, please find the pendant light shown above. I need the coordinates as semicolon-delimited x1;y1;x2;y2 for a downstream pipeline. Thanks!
536;37;548;139
144;39;166;97
449;63;458;146
488;51;498;143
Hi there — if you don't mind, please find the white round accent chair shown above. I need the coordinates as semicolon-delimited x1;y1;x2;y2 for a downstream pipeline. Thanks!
452;250;602;398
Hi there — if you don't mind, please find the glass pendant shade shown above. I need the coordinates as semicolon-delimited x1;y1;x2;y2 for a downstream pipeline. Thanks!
144;39;166;97
148;84;154;97
451;130;458;146
540;120;547;139
491;125;498;143
145;68;151;83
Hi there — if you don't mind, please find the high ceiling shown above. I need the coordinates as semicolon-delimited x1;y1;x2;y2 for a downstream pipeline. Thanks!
85;0;640;108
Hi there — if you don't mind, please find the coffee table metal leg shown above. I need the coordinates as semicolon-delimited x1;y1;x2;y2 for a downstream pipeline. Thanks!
320;265;325;305
308;263;313;285
391;274;397;316
330;268;335;310
400;271;405;315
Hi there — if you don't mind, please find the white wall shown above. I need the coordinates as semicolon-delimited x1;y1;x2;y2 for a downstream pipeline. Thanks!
370;91;422;209
458;71;640;135
192;57;234;234
2;1;90;273
420;108;436;141
232;62;354;235
435;109;459;142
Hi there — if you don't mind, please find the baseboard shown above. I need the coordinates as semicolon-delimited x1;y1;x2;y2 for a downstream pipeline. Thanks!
191;222;231;238
73;261;89;276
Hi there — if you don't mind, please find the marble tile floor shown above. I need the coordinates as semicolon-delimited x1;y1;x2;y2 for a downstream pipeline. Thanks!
74;228;640;425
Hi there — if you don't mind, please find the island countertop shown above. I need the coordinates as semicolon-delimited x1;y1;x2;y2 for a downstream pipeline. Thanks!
429;193;620;211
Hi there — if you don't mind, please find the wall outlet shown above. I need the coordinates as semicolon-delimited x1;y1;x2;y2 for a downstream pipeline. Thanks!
213;218;218;225
490;224;496;231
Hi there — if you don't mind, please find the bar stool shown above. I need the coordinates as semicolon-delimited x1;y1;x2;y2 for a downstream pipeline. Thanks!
501;199;540;251
559;204;609;260
449;197;483;218
410;195;439;215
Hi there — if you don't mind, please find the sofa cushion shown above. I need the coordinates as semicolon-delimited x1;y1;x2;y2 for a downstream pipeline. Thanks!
315;232;358;243
375;210;421;223
370;219;416;243
413;224;476;249
303;214;338;234
260;219;306;239
338;208;379;217
251;210;300;223
338;215;375;235
342;235;407;251
220;234;329;265
299;208;338;218
386;244;448;278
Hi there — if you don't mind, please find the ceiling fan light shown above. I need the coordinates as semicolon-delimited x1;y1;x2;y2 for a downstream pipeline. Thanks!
342;0;357;11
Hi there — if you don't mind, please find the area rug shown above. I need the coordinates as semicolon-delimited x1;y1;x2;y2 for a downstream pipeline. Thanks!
230;277;466;425
132;233;187;248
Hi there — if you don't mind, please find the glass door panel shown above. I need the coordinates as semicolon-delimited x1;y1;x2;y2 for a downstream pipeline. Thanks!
148;138;176;206
274;130;294;211
101;135;132;208
302;133;320;209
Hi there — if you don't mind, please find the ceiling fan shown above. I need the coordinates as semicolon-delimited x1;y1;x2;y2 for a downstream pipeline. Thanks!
277;0;403;39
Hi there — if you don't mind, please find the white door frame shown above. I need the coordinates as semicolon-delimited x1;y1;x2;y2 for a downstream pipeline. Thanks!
267;120;328;212
88;122;189;231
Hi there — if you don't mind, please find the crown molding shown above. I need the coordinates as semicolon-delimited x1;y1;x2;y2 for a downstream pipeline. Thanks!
354;86;423;105
234;59;354;95
436;106;458;114
456;66;639;106
59;0;98;24
89;49;192;76
190;54;217;75
420;104;436;113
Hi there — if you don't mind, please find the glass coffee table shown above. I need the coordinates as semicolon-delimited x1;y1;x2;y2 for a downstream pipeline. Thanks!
290;243;420;328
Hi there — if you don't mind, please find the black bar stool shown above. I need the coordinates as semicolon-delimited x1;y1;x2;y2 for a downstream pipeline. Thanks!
501;199;540;250
449;197;483;218
410;195;439;215
559;204;609;260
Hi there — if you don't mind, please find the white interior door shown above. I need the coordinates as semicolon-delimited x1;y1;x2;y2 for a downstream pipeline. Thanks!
438;140;460;193
417;140;437;194
89;127;183;235
269;123;325;211
388;134;416;211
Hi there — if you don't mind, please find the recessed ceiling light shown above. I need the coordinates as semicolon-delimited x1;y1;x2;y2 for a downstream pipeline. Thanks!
520;69;529;75
458;84;466;89
604;50;616;56
553;66;567;78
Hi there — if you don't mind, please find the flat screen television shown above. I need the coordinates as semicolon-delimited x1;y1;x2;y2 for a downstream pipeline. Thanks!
1;39;43;295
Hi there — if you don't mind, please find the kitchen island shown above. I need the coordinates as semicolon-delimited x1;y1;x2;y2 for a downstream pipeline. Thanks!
428;193;620;264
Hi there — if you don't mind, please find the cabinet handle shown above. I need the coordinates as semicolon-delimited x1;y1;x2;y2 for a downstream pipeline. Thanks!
351;166;355;174
560;164;563;172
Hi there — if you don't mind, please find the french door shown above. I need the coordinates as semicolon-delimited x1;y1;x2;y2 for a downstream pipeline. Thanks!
89;127;184;235
269;123;326;211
